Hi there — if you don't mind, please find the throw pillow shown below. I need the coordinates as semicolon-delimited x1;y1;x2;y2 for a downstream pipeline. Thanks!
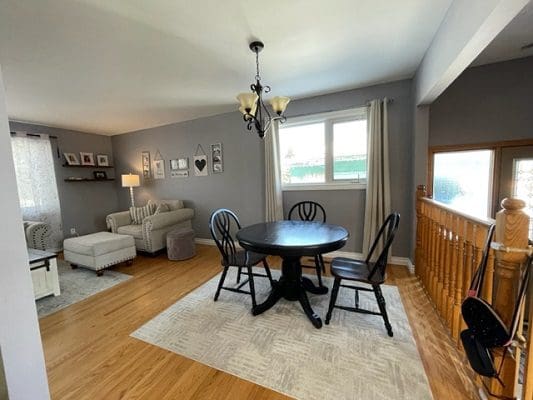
129;203;155;225
154;203;170;215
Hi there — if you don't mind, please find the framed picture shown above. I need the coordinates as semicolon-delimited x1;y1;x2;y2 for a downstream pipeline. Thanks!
178;158;189;170
141;151;151;179
153;159;165;179
80;152;95;166
63;152;80;165
211;143;223;173
93;171;107;180
96;154;109;167
193;155;208;176
170;159;179;171
171;170;189;178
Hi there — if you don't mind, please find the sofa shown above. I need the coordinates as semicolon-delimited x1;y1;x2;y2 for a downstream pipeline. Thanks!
23;221;51;250
106;199;194;254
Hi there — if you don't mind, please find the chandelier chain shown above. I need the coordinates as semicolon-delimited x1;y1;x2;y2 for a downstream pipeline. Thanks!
255;51;261;82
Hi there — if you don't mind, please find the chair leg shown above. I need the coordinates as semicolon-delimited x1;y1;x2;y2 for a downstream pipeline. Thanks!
314;255;324;287
373;285;393;337
319;254;326;273
214;266;229;302
247;266;257;309
262;259;274;286
236;266;242;284
325;277;341;325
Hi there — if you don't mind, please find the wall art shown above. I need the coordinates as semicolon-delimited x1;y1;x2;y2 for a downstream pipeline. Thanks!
193;144;208;176
211;143;223;173
80;152;95;166
193;155;208;176
96;154;109;166
141;151;151;179
153;150;165;179
171;170;189;178
63;152;80;165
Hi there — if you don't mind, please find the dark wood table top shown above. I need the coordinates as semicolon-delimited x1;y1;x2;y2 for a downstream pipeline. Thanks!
236;220;349;257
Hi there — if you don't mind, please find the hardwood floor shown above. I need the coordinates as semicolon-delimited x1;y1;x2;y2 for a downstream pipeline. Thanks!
40;245;477;399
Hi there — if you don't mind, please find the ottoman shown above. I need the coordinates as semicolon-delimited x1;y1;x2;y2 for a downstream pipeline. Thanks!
64;232;136;276
167;228;196;261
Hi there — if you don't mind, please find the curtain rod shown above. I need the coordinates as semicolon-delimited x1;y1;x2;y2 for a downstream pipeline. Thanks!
285;98;393;120
10;131;58;139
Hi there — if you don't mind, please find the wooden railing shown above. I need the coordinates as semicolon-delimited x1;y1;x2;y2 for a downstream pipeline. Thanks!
415;185;531;399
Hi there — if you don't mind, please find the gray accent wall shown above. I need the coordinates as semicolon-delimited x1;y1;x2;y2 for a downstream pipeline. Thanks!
430;56;533;146
111;113;264;241
9;121;119;235
112;79;414;257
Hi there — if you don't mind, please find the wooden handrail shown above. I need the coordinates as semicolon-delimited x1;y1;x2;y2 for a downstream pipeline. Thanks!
415;185;531;399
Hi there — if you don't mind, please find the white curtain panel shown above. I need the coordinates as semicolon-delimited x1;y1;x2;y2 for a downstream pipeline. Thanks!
264;121;284;221
11;134;63;250
363;99;391;259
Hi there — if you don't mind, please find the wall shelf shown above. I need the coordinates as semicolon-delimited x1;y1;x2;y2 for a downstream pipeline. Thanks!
62;164;114;169
64;178;115;182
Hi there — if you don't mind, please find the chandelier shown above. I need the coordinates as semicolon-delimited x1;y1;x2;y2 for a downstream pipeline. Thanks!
237;41;290;138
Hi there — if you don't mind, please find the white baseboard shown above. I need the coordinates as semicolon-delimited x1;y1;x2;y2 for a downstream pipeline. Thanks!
195;238;414;269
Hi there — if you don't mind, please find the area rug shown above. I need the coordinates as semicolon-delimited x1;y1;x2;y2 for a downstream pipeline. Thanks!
37;260;131;318
131;268;433;400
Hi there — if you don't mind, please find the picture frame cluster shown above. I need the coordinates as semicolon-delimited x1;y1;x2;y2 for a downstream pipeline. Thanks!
140;142;224;180
63;152;110;167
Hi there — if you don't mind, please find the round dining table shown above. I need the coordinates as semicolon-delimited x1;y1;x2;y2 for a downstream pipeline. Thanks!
236;220;349;328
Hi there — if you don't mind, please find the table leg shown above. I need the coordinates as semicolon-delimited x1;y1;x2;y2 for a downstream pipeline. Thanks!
298;289;323;328
252;255;325;328
302;277;328;295
252;282;282;316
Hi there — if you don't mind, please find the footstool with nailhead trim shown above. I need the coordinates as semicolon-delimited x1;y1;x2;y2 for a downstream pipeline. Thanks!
64;232;136;276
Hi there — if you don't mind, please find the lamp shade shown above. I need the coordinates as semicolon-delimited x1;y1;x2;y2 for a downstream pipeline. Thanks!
269;96;290;115
121;173;140;188
237;92;259;113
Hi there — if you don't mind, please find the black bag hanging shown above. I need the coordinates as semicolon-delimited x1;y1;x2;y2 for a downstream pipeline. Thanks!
460;223;531;395
461;224;530;348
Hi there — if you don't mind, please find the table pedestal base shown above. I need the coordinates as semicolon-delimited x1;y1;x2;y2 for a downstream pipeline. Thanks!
252;256;327;328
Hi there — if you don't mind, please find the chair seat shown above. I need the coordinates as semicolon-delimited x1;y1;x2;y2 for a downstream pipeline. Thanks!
330;257;385;284
222;250;266;267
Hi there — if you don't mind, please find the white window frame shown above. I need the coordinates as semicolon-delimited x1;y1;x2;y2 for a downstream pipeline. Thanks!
278;107;368;191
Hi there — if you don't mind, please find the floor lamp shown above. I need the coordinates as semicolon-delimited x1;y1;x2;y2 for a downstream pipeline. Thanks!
121;173;140;208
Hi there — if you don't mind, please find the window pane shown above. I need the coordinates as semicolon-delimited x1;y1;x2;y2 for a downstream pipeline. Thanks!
279;123;325;184
513;158;533;239
433;150;493;219
333;120;367;181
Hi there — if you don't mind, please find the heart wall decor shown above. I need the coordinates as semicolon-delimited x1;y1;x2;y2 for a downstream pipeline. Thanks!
193;155;208;176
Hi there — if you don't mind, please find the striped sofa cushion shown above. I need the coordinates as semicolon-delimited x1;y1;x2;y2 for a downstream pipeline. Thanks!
129;203;155;225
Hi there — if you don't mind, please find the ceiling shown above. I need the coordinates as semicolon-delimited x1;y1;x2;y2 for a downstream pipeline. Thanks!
472;1;533;66
0;0;454;135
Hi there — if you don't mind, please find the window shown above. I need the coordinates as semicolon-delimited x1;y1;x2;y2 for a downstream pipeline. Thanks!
278;108;367;190
432;149;494;219
512;158;533;238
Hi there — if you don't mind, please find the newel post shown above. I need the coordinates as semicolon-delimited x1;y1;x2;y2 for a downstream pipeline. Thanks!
489;198;529;398
415;185;427;278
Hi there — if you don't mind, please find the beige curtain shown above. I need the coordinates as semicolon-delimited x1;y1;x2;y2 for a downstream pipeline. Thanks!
363;99;391;258
265;121;284;221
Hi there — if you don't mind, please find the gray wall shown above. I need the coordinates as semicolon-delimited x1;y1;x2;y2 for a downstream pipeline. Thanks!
9;121;119;236
111;112;264;240
112;79;414;257
430;56;533;146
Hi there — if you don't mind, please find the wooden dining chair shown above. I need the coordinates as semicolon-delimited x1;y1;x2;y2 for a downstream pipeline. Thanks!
288;201;327;286
325;213;400;336
209;208;274;309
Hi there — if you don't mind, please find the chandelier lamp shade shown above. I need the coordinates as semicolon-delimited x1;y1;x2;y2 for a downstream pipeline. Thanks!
237;41;290;138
